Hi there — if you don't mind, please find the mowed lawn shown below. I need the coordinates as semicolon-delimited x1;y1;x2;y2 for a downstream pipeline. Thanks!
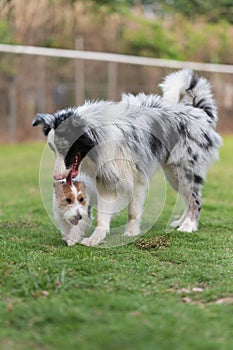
0;137;233;350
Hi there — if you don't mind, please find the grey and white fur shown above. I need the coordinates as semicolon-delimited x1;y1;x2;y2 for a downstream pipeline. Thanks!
32;69;222;246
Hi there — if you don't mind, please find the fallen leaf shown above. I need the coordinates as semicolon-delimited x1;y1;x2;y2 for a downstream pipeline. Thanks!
215;296;233;304
182;297;193;303
7;301;13;312
135;236;170;250
192;287;204;292
177;288;191;294
129;311;142;317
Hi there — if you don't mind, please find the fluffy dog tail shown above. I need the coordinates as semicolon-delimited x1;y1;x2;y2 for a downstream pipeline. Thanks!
160;69;218;126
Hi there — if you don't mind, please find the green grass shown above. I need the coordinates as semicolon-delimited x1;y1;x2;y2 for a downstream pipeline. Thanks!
0;138;233;350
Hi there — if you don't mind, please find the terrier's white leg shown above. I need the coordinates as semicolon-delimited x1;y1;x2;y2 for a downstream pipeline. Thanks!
66;218;91;246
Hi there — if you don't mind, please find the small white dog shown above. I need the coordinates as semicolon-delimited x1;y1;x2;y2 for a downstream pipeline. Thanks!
53;178;93;246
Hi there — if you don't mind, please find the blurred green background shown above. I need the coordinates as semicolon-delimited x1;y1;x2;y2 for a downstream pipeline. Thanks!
0;0;232;143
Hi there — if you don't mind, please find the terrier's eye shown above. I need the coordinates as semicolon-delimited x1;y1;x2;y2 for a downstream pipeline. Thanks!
65;198;72;204
79;197;84;203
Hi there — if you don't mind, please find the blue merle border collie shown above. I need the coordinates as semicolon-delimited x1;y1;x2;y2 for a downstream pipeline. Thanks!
32;69;222;246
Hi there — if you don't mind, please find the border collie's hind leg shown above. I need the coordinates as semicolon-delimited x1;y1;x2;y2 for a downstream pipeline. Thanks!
177;183;202;233
164;163;202;232
124;177;147;237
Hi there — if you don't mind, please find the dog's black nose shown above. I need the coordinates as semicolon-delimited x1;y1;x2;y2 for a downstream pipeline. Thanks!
75;214;82;221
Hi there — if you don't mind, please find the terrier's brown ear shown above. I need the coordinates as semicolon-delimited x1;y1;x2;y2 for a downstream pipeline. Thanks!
53;181;63;193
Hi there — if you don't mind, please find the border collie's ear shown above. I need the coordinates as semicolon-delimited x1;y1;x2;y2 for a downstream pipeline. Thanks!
32;113;55;136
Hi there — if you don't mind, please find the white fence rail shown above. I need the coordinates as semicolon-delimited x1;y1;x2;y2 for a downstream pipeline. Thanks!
0;44;232;142
0;44;233;74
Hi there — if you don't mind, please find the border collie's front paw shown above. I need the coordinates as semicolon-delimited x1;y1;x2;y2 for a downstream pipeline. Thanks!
170;218;183;228
123;222;140;237
81;237;99;246
81;228;108;246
